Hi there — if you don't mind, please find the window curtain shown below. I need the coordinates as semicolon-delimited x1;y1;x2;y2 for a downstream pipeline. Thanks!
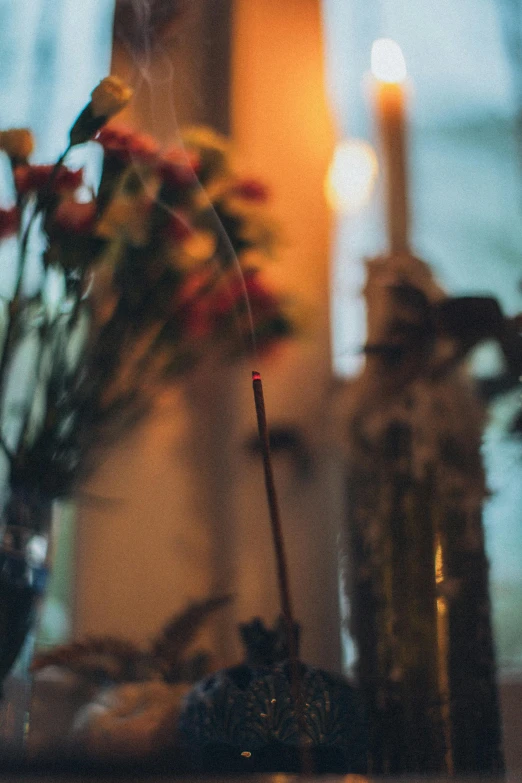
321;0;522;677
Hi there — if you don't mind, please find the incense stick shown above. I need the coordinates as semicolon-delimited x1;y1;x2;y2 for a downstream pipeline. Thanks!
252;371;295;634
251;370;311;771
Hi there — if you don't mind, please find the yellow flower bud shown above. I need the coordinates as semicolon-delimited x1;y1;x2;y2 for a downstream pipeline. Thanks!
0;129;34;160
91;76;133;120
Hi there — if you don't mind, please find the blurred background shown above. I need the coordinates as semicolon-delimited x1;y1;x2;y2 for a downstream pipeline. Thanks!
0;0;521;771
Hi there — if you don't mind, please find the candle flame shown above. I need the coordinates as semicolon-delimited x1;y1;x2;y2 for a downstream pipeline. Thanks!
371;38;407;83
325;139;378;214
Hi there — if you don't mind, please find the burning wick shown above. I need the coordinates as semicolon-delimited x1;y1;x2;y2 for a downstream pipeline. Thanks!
251;370;311;771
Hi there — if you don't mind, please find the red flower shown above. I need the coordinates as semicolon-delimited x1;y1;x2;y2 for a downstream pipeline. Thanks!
157;147;199;188
52;200;97;234
0;207;20;239
163;211;193;242
176;270;215;339
214;271;278;317
229;178;269;202
96;125;159;165
14;165;84;195
183;298;214;340
177;270;212;308
244;272;278;311
179;269;280;342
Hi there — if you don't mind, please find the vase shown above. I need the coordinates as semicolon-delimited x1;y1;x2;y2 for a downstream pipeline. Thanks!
0;486;55;754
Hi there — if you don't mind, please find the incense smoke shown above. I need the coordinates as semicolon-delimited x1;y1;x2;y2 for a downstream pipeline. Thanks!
112;0;258;356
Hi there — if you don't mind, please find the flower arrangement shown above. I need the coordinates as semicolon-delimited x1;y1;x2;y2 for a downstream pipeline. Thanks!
0;76;291;689
0;77;291;506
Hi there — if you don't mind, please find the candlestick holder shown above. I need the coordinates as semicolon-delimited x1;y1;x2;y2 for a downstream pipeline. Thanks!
343;252;505;775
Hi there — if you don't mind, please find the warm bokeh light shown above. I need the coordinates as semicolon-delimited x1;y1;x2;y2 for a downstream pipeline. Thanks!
371;38;407;83
325;139;378;214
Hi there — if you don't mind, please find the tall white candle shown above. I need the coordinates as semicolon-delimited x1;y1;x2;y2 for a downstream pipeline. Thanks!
371;38;409;254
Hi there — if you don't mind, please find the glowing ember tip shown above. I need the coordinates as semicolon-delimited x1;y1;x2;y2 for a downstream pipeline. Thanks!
252;371;261;381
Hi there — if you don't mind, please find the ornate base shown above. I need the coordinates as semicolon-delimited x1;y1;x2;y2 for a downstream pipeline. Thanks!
179;661;367;774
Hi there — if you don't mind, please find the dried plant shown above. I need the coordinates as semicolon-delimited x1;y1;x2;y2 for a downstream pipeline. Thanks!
32;595;232;686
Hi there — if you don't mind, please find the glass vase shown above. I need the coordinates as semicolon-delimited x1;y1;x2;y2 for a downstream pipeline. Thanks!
0;486;54;755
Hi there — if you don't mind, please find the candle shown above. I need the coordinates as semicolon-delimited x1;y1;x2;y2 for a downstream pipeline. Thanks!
371;38;409;253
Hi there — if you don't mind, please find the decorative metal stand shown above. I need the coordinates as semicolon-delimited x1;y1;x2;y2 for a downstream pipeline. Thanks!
343;255;505;775
346;415;503;773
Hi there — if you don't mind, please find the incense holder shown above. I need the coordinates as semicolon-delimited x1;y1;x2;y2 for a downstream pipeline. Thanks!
178;619;367;773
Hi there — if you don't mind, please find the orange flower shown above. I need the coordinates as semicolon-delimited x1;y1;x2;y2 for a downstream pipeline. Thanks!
91;76;133;120
69;77;133;146
180;230;216;264
0;129;34;161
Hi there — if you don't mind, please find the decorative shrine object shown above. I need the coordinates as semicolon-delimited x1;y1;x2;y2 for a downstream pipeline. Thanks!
178;617;367;774
342;41;506;775
344;256;506;775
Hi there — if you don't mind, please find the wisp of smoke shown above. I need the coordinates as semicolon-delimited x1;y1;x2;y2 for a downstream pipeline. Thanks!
112;0;258;357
